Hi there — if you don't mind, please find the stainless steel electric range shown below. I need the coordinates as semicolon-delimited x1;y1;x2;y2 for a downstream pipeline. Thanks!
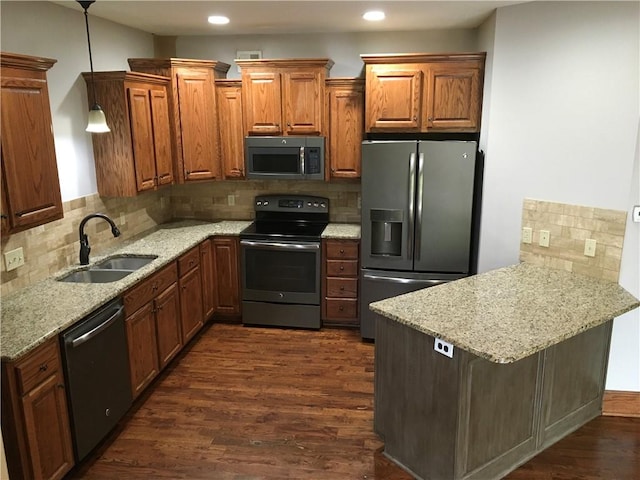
240;194;329;329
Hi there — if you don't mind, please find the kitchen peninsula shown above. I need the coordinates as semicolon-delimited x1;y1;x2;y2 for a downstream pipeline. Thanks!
370;263;639;480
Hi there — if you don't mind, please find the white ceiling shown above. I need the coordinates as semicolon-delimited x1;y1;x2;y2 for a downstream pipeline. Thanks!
51;1;527;36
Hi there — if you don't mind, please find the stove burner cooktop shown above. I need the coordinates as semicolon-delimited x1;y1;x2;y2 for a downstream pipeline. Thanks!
240;194;329;242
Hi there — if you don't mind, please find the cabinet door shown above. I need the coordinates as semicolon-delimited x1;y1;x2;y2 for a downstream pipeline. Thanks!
1;165;10;236
154;283;182;370
200;239;215;320
0;75;63;230
21;372;74;480
328;84;363;179
365;66;422;132
176;70;220;181
150;88;174;186
125;302;159;399
127;87;157;192
213;237;241;316
243;71;282;135
216;84;245;178
282;70;322;135
425;65;482;131
179;266;204;344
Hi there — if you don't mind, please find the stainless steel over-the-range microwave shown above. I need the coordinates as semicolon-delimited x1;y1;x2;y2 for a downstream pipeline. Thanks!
245;136;325;180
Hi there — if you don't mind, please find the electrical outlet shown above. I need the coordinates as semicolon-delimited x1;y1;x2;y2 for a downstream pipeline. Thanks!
434;338;454;358
4;247;25;271
522;227;533;244
633;205;640;223
539;230;550;247
584;238;597;257
227;194;235;206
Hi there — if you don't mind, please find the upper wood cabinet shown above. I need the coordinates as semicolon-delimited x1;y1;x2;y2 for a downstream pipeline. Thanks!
215;79;245;179
237;58;333;136
0;52;63;234
326;78;364;180
362;53;485;133
82;71;173;197
128;58;230;183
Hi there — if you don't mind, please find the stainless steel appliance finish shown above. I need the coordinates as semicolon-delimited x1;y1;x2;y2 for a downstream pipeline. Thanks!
240;194;329;329
360;140;479;340
60;298;132;461
245;136;324;180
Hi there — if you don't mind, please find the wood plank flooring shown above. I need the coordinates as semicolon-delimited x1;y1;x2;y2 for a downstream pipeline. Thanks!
69;323;639;480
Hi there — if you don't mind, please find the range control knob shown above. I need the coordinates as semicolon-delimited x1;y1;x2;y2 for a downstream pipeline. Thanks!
264;201;269;206
320;202;326;208
256;201;262;206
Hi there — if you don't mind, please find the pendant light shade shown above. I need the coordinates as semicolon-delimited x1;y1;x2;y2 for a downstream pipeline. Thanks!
78;0;110;133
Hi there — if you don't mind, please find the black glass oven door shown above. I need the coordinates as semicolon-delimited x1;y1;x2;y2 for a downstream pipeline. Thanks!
241;240;320;305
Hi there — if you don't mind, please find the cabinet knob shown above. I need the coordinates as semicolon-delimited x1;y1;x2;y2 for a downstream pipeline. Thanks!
57;384;65;389
339;305;344;311
152;283;158;291
0;214;7;219
39;364;48;372
339;265;344;271
428;117;433;122
340;249;344;254
287;122;291;127
414;116;418;121
340;286;345;291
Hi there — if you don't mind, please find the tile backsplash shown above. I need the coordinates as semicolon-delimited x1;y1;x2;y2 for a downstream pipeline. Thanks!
1;180;361;297
519;198;627;282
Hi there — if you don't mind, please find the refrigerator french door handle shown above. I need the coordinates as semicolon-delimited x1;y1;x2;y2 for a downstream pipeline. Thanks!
408;152;416;261
415;152;425;261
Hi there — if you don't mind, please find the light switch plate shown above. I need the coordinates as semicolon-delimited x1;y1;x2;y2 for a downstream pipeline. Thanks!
633;205;640;223
4;247;25;271
584;238;597;257
522;227;533;244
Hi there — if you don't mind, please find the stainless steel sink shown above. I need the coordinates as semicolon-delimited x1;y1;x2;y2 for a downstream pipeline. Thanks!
58;269;133;283
92;255;157;271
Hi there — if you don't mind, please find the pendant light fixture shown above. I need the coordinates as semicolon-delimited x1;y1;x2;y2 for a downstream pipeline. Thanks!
78;0;110;133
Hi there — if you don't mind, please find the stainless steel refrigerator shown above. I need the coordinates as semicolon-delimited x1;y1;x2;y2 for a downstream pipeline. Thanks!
360;140;480;339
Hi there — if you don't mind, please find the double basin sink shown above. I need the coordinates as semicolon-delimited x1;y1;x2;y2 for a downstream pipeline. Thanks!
58;255;158;283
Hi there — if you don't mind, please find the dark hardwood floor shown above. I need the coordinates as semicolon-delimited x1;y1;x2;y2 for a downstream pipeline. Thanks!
69;323;639;479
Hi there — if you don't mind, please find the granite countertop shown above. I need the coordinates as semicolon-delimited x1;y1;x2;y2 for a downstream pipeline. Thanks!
0;221;359;362
369;262;640;364
321;223;360;239
0;220;251;362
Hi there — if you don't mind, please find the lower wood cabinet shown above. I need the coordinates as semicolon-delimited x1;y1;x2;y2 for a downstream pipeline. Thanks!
212;236;241;317
178;246;204;343
1;337;74;480
200;239;216;321
124;262;180;399
322;239;360;327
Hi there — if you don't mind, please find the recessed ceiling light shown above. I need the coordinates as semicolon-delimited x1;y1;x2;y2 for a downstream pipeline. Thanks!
208;15;230;25
363;10;385;22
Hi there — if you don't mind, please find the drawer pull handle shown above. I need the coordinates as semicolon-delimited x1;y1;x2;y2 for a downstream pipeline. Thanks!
39;364;48;372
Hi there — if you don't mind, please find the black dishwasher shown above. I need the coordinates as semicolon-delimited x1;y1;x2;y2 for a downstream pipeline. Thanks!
60;297;132;461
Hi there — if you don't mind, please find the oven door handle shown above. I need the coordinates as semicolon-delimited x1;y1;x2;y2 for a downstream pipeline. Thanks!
240;240;320;251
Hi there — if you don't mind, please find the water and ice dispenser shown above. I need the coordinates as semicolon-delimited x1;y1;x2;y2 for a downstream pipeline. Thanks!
370;209;403;256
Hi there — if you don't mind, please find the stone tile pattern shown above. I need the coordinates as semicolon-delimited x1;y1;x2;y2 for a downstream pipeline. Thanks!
170;180;361;223
1;220;251;361
370;263;640;364
1;181;363;297
520;198;627;282
1;191;171;296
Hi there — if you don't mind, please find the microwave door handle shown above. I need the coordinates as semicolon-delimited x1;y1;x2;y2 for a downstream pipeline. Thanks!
300;146;305;175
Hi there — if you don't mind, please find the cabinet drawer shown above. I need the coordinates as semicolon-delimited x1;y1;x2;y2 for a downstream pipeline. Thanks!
14;339;59;396
326;277;358;298
325;298;358;319
125;262;178;314
326;260;358;277
326;241;359;260
178;247;200;277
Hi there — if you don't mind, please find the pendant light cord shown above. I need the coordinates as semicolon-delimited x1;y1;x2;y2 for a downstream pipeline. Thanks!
83;5;97;106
